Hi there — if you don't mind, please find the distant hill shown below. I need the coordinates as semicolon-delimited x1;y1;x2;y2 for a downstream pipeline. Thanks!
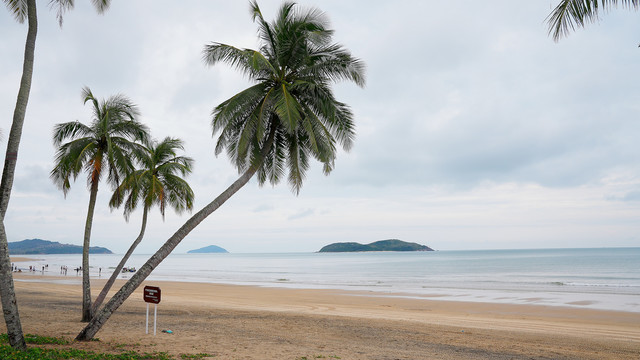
319;239;433;253
8;239;112;255
187;245;229;254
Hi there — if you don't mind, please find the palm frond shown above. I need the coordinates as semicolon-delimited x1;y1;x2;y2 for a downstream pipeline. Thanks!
202;43;273;80
90;0;110;14
547;0;640;41
250;0;278;58
48;0;74;27
273;84;302;132
52;121;92;146
4;0;28;23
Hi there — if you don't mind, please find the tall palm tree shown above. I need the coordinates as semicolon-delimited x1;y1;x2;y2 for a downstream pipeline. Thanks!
75;0;365;340
91;137;194;313
51;87;149;322
547;0;639;41
1;0;110;349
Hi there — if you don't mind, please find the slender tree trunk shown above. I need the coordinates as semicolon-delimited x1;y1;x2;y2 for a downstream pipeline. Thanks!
0;223;25;350
76;165;258;340
81;178;100;322
0;0;37;350
91;206;148;314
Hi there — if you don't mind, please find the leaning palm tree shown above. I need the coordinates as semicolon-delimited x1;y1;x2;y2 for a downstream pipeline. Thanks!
76;0;365;340
547;0;639;41
51;87;149;322
91;137;194;313
1;0;110;349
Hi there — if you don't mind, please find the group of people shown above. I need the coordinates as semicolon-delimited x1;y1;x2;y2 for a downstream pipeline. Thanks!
12;263;108;277
11;263;50;273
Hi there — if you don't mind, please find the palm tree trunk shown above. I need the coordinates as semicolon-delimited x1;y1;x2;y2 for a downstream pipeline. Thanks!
81;178;99;322
0;223;25;351
0;0;37;350
91;206;148;314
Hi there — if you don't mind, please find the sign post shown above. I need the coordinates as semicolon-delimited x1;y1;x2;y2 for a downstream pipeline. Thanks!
143;286;161;335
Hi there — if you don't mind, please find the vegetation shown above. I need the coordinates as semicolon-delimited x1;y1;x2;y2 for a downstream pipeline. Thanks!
547;0;639;41
50;87;149;322
319;239;434;252
75;0;365;341
0;334;174;359
8;239;112;255
179;354;213;360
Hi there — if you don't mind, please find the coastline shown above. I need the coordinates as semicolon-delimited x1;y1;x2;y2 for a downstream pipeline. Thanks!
9;249;640;314
5;273;640;359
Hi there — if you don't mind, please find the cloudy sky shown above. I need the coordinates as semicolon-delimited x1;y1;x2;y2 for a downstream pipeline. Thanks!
1;1;639;254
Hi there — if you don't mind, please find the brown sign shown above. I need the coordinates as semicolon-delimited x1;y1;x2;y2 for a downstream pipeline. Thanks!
143;286;161;304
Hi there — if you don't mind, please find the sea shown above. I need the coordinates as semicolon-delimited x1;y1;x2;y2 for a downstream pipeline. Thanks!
12;247;640;313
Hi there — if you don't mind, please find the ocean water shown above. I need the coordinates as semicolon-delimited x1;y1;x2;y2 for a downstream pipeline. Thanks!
13;247;640;313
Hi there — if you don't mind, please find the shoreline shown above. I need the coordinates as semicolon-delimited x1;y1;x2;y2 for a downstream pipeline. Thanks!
4;273;640;359
9;250;639;315
11;267;640;314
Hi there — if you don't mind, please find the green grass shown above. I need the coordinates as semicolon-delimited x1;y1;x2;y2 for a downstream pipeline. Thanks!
0;334;69;345
0;334;184;360
0;346;173;360
180;353;214;359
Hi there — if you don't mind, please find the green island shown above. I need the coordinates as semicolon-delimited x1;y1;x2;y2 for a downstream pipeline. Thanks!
8;239;112;255
319;239;433;252
187;245;229;254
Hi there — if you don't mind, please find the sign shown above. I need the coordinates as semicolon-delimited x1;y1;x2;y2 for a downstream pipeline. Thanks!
143;286;161;304
144;285;161;336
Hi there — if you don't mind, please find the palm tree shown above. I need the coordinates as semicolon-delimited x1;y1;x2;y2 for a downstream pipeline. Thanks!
75;0;365;341
1;0;110;349
547;0;639;41
91;137;194;313
51;87;149;322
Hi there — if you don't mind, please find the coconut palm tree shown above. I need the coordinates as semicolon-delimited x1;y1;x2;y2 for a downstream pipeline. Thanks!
1;0;110;349
91;137;194;313
547;0;639;41
51;87;149;322
75;0;365;340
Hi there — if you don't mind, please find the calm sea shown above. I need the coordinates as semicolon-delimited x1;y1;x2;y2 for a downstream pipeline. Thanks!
13;247;640;313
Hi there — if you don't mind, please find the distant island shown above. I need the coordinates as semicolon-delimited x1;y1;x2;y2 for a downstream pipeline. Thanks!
8;239;112;255
319;239;433;253
187;245;229;254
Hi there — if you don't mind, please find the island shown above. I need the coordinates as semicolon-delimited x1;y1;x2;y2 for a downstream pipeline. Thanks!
187;245;229;254
319;239;433;253
8;239;112;255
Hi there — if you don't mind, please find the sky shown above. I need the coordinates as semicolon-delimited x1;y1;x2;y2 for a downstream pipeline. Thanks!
1;1;639;254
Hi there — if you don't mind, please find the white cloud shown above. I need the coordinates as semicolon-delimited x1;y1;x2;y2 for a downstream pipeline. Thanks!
1;1;639;253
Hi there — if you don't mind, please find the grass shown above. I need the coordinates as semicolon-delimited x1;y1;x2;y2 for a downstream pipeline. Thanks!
0;334;200;360
180;354;214;359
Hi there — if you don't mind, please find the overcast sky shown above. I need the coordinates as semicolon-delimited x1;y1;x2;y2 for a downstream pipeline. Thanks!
1;1;639;254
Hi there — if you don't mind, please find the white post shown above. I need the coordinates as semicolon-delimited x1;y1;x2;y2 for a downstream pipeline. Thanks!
145;303;149;334
153;304;158;336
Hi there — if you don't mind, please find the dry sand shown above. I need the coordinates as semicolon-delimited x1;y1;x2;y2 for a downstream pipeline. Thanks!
3;273;639;359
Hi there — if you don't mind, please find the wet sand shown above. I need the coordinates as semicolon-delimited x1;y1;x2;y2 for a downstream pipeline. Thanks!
3;274;640;359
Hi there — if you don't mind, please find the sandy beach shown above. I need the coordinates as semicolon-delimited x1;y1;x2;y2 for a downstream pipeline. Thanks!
3;273;639;359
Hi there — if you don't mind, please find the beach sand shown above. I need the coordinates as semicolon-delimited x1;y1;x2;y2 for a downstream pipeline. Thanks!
3;273;639;359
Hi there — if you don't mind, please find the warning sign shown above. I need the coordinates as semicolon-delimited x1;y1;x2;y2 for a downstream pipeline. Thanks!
143;286;161;304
